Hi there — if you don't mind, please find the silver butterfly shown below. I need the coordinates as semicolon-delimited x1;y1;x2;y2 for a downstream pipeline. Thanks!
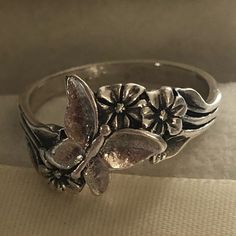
44;76;167;195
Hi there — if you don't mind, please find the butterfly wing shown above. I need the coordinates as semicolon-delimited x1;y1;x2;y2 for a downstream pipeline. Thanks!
84;157;110;195
99;129;167;170
45;139;85;170
64;75;98;148
46;75;98;170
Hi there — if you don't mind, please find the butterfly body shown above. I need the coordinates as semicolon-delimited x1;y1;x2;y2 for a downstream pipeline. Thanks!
43;76;168;195
71;124;111;179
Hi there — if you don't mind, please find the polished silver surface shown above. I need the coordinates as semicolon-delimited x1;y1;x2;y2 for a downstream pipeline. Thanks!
18;60;221;195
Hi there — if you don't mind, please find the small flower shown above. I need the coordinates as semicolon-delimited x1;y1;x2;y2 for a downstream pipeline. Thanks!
142;86;187;136
39;165;85;192
96;83;146;130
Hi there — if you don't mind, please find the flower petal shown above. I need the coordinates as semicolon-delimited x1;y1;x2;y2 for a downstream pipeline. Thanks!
131;99;147;108
152;122;165;135
166;117;183;135
97;101;114;124
110;114;130;130
123;115;130;128
159;86;174;108
97;84;122;104
147;90;160;110
127;109;141;121
142;106;156;128
142;106;155;119
122;83;145;105
171;95;187;117
143;117;154;129
127;99;146;122
97;101;111;111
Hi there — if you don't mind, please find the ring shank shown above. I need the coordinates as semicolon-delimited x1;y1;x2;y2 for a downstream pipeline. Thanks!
19;60;220;127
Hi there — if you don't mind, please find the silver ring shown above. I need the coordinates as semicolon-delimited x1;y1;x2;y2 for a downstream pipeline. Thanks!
18;60;222;195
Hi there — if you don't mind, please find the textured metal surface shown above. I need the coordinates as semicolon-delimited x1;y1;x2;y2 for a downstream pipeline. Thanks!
18;60;221;195
65;75;98;147
100;129;166;169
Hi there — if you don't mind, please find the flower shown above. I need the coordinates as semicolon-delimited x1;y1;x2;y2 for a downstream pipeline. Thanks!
39;164;85;192
96;83;146;130
142;86;187;136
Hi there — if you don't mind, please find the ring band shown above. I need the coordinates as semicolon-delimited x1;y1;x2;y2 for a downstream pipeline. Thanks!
18;60;221;195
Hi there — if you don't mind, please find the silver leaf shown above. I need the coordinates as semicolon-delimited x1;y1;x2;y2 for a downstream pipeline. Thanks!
176;88;221;113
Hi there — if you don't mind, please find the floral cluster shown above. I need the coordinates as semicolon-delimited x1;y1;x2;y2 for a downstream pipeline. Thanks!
96;84;187;136
39;164;85;192
37;81;188;192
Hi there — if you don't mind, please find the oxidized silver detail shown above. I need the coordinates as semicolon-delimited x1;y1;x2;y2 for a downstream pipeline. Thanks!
142;87;187;136
19;61;221;195
96;83;146;130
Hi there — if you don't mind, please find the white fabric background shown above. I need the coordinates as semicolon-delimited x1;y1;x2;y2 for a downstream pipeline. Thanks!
0;165;236;236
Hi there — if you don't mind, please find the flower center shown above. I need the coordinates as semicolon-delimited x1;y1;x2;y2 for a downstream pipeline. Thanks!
115;103;125;113
159;109;168;121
